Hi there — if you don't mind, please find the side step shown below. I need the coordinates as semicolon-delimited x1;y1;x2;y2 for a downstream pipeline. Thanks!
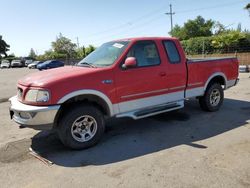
116;101;184;120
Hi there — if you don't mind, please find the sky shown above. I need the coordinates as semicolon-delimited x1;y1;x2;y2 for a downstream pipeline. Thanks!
1;0;249;56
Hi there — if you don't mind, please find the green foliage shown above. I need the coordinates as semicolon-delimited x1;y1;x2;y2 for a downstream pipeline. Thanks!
75;46;86;59
36;33;98;63
212;31;250;53
181;37;213;55
0;35;10;57
2;53;16;62
213;21;227;35
51;33;77;59
245;3;250;9
182;31;250;55
170;16;214;40
36;50;66;61
28;48;37;59
85;45;96;56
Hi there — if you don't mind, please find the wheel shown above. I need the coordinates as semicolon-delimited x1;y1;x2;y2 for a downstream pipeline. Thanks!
199;83;224;112
57;105;105;149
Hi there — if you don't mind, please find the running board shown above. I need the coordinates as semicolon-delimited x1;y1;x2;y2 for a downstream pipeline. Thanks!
116;101;184;120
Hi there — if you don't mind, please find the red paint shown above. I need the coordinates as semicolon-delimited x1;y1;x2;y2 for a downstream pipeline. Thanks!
17;37;239;106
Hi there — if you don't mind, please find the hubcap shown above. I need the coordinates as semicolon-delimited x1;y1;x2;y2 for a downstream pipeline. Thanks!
210;89;221;107
71;115;97;142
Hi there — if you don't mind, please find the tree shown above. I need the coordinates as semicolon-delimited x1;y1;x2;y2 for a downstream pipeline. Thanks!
52;33;77;60
211;31;247;53
170;16;214;40
28;48;36;59
244;3;250;16
76;46;86;59
0;35;10;57
170;25;185;39
36;34;96;62
245;3;250;10
213;22;226;35
85;45;96;56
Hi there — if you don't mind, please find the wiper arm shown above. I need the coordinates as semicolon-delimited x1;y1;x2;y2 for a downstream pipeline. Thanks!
78;62;96;68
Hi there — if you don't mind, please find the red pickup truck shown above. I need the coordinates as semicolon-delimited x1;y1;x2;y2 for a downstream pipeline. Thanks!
9;37;239;149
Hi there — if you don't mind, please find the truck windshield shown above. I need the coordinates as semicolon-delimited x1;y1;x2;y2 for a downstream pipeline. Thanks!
77;41;129;67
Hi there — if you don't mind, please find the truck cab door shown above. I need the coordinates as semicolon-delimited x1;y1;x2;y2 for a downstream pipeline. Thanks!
114;40;170;113
161;40;187;101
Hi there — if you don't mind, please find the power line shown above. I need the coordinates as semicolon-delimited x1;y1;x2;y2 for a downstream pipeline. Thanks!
81;0;246;45
85;6;167;38
84;14;164;44
84;0;245;41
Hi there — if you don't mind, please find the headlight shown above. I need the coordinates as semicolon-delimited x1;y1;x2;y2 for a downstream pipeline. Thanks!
25;89;50;102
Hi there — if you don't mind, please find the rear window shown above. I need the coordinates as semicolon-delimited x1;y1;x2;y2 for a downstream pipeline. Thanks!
163;41;181;64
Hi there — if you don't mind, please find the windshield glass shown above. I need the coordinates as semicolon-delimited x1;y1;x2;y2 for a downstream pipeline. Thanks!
77;41;129;67
43;60;52;64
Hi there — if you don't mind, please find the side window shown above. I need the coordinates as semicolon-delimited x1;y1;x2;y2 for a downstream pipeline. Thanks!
163;41;181;64
127;41;160;67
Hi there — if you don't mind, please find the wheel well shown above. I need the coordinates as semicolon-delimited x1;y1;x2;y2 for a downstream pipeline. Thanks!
207;76;225;89
53;94;110;128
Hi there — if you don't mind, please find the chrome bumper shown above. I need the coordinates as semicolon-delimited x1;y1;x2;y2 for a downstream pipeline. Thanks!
9;96;60;129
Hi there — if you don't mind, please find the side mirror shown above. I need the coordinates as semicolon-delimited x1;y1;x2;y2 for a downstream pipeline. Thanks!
122;57;137;69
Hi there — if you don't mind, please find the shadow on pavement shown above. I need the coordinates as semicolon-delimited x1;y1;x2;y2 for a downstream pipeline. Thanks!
31;98;250;167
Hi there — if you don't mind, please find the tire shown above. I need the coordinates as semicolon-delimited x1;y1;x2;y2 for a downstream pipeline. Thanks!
57;105;105;150
199;83;224;112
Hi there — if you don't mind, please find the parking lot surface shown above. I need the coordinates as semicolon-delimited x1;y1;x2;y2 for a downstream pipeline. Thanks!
0;68;249;188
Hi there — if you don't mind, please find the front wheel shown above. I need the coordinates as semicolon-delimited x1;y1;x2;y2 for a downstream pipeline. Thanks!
199;83;224;112
57;105;105;149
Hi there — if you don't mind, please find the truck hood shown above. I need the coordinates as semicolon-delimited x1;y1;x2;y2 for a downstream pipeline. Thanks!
18;66;103;87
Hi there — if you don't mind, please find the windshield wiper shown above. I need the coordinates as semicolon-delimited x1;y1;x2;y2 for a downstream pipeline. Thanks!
78;62;96;68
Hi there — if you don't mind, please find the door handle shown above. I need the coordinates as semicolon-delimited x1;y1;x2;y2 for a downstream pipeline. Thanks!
159;72;166;77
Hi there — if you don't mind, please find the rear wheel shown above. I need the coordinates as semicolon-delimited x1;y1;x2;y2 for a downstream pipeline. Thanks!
57;105;105;149
199;83;224;112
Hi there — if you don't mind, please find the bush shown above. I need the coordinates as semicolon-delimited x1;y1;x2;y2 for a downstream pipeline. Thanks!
181;31;250;55
181;37;213;55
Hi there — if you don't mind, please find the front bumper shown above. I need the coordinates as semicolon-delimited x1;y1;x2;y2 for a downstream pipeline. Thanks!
9;96;60;129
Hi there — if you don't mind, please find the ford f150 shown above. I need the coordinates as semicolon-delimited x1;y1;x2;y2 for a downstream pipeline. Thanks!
9;37;239;149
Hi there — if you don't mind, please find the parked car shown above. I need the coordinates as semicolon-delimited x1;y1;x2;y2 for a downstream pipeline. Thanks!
239;65;250;73
11;60;22;67
28;61;43;69
9;37;239;149
37;60;64;70
25;59;33;67
0;60;11;69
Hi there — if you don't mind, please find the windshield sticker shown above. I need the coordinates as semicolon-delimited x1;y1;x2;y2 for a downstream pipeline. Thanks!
113;43;124;48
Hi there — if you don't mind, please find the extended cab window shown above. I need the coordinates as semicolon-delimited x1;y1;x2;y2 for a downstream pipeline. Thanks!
127;41;160;67
163;41;181;64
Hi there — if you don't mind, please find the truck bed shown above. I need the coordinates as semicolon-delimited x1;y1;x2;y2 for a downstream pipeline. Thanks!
186;56;239;98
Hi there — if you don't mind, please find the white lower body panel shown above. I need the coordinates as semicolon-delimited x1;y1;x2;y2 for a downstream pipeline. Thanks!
115;90;184;114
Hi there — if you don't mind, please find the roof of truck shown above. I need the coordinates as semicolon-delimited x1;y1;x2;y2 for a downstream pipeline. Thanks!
113;36;177;42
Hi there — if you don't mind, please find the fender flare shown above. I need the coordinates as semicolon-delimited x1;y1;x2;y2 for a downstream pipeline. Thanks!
57;89;115;116
204;72;227;91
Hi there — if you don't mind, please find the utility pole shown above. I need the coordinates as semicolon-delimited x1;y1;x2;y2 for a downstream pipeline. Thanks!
165;4;175;34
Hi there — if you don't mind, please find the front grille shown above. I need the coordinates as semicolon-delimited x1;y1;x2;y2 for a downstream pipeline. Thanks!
17;88;23;99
